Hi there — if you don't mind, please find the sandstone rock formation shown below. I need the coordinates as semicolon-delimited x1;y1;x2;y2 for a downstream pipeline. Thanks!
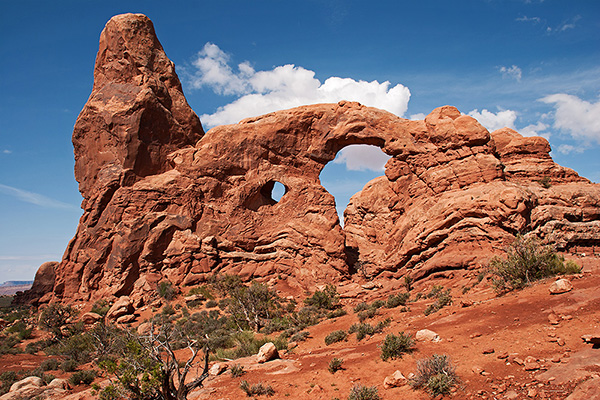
17;13;600;306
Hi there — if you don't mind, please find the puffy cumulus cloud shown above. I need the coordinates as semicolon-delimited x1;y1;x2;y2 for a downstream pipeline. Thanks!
499;65;522;81
519;122;549;138
2;149;11;154
333;145;391;172
541;94;600;144
467;109;517;132
189;43;411;128
409;112;427;121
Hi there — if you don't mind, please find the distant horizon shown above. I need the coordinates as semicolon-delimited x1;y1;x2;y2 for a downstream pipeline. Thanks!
1;1;598;282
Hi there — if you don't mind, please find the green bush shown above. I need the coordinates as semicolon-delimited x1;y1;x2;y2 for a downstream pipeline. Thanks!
228;281;282;332
380;332;415;361
69;370;97;386
40;358;61;371
410;354;458;397
327;308;347;319
91;300;111;316
205;300;218;308
324;330;348;345
239;380;274;397
349;319;390;341
0;371;19;395
188;285;215;300
490;235;581;293
386;292;410;308
39;303;77;339
353;302;369;313
290;331;310;342
60;359;79;372
348;384;380;400
328;357;344;374
304;284;340;310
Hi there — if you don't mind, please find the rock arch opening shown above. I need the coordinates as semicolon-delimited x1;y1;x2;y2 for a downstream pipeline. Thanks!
319;144;391;225
245;180;288;211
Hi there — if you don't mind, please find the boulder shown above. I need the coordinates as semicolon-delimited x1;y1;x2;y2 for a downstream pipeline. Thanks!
549;279;573;294
9;376;43;392
47;379;70;390
565;376;600;400
257;342;279;363
383;370;407;389
416;329;440;342
81;312;103;324
106;297;133;321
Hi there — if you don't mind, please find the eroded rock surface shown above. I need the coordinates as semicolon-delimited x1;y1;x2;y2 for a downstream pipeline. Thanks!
17;13;600;306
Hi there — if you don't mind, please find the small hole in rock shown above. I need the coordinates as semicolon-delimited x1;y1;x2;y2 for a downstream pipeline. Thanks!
271;181;286;202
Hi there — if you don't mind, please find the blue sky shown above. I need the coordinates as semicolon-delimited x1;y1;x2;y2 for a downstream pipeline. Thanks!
0;0;599;282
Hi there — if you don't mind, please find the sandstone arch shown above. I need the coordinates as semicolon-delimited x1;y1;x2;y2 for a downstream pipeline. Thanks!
17;13;600;306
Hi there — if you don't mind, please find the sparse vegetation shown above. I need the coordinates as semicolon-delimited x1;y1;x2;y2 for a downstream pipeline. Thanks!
348;384;380;400
328;357;344;374
91;299;111;316
386;292;409;308
304;284;340;310
538;176;552;188
403;276;414;292
290;331;310;342
68;369;97;386
239;380;275;397
423;287;452;316
157;280;176;300
348;319;390;341
38;303;77;339
324;330;348;345
380;332;415;361
410;354;458;397
490;235;581;293
230;364;246;377
40;358;60;371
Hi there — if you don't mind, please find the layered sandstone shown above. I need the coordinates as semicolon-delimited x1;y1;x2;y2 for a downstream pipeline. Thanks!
17;14;600;305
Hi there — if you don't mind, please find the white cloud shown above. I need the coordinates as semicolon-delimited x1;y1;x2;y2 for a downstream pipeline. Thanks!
519;122;549;137
556;144;585;155
0;183;78;210
409;113;427;121
467;109;517;132
541;94;600;144
499;65;522;81
333;145;391;172
189;43;411;128
516;16;541;23
2;150;11;154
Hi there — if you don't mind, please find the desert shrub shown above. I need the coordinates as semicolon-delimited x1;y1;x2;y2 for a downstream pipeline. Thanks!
349;318;391;341
0;371;19;395
538;176;552;188
290;331;310;342
7;320;33;340
205;300;218;308
239;380;274;397
68;370;97;386
324;330;348;345
357;308;377;322
380;332;415;361
327;308;347;319
386;292;410;308
210;274;243;296
48;332;94;363
188;284;214;300
328;357;344;374
60;359;79;372
410;354;458;397
157;281;176;300
404;276;414;292
40;358;61;371
490;235;581;293
348;384;380;400
353;302;369;313
423;288;452;316
230;364;246;377
39;303;77;339
0;335;20;355
304;284;339;310
228;281;282;332
91;300;110;316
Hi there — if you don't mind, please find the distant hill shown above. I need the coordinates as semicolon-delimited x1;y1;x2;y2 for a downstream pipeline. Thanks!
0;281;33;296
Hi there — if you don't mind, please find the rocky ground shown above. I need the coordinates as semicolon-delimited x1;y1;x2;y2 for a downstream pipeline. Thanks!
2;255;599;400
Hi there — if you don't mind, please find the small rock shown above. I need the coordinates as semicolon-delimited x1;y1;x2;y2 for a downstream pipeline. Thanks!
383;370;407;389
416;329;440;342
257;342;279;363
527;388;538;397
547;313;560;325
497;352;509;359
116;314;136;324
551;356;561;363
504;391;519;399
137;322;152;335
581;334;600;346
524;356;541;371
548;278;573;294
472;366;485;375
460;299;473;307
209;362;228;376
483;348;495;354
557;337;566;346
47;379;70;390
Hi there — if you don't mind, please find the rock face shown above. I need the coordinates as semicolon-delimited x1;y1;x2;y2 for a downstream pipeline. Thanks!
17;13;600;305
